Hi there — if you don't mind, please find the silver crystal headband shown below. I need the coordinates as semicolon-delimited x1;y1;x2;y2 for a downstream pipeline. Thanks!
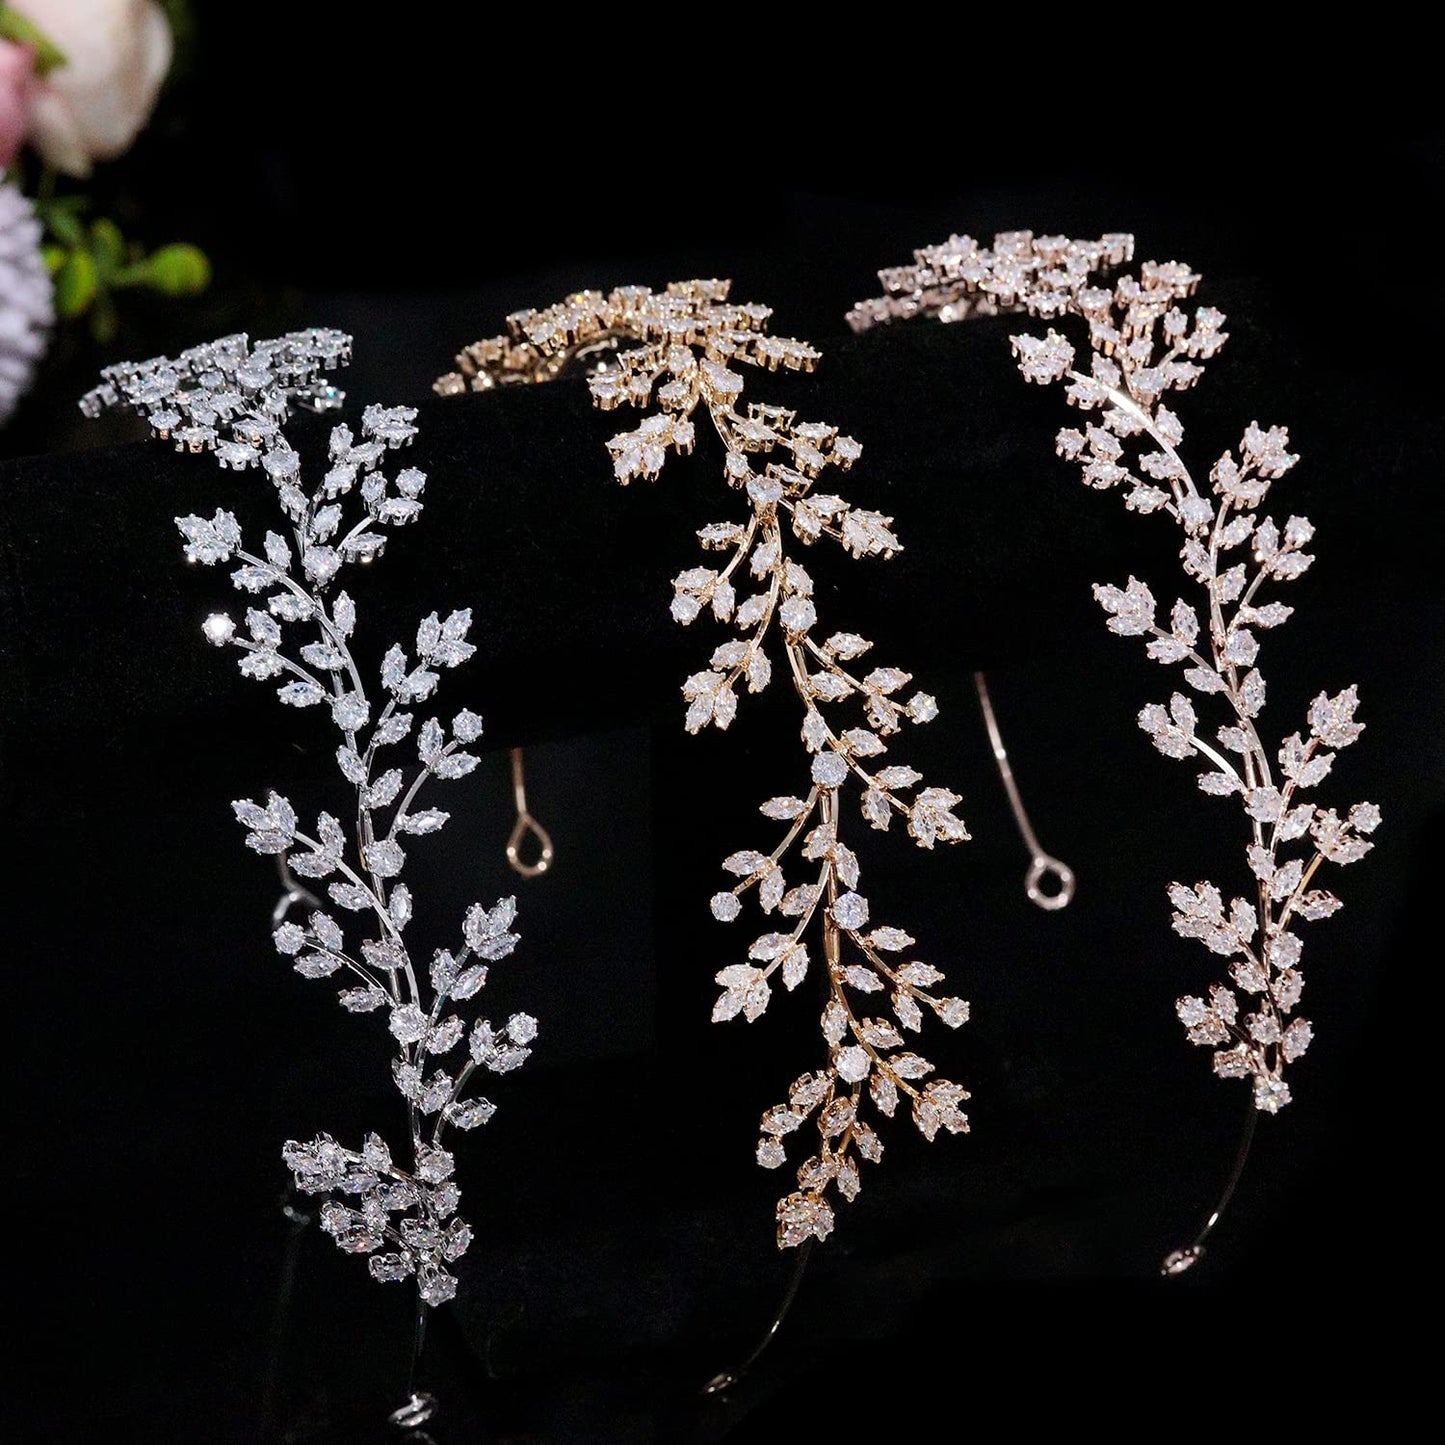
83;332;537;1310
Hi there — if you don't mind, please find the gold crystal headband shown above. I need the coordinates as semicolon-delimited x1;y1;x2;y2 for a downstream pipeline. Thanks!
440;282;972;1251
850;231;1380;1269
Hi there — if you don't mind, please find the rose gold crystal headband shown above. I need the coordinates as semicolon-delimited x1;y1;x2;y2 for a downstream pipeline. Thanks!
439;282;973;1251
850;231;1379;1269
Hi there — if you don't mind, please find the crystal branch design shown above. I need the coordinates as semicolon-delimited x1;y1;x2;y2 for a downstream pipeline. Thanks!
82;332;538;1306
440;284;971;1248
850;233;1379;1114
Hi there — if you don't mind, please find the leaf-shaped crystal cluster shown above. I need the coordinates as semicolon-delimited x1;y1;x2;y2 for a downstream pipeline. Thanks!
83;332;536;1305
851;233;1379;1112
80;327;354;438
440;283;971;1247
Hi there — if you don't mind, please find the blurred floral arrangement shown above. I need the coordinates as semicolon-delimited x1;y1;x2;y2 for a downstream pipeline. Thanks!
1;0;207;421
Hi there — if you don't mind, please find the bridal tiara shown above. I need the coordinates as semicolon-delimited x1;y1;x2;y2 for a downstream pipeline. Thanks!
850;232;1379;1267
441;282;973;1249
82;331;537;1309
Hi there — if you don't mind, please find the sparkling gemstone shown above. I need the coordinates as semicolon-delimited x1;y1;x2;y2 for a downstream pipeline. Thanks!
936;997;970;1028
202;613;235;646
831;892;869;930
710;891;742;922
418;1267;458;1307
756;1139;786;1169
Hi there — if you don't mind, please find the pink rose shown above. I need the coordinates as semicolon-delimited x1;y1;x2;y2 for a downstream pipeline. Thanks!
0;40;37;168
14;1;172;178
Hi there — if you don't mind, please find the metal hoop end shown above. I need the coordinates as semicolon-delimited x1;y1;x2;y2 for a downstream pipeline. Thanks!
1026;855;1076;912
506;812;555;879
1160;1245;1204;1277
388;1391;438;1429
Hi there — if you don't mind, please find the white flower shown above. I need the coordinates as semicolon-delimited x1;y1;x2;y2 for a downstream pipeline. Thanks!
18;1;172;177
0;176;52;423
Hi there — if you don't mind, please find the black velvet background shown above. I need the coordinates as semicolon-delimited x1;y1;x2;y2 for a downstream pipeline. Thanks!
2;29;1441;1441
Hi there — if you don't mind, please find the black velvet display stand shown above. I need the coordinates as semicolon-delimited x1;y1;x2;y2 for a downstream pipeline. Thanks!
4;258;1440;1439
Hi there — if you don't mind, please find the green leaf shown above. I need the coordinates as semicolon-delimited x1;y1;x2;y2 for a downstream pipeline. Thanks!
89;293;119;347
89;218;125;278
41;204;85;249
53;249;98;318
0;11;67;75
135;243;211;297
41;244;67;276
